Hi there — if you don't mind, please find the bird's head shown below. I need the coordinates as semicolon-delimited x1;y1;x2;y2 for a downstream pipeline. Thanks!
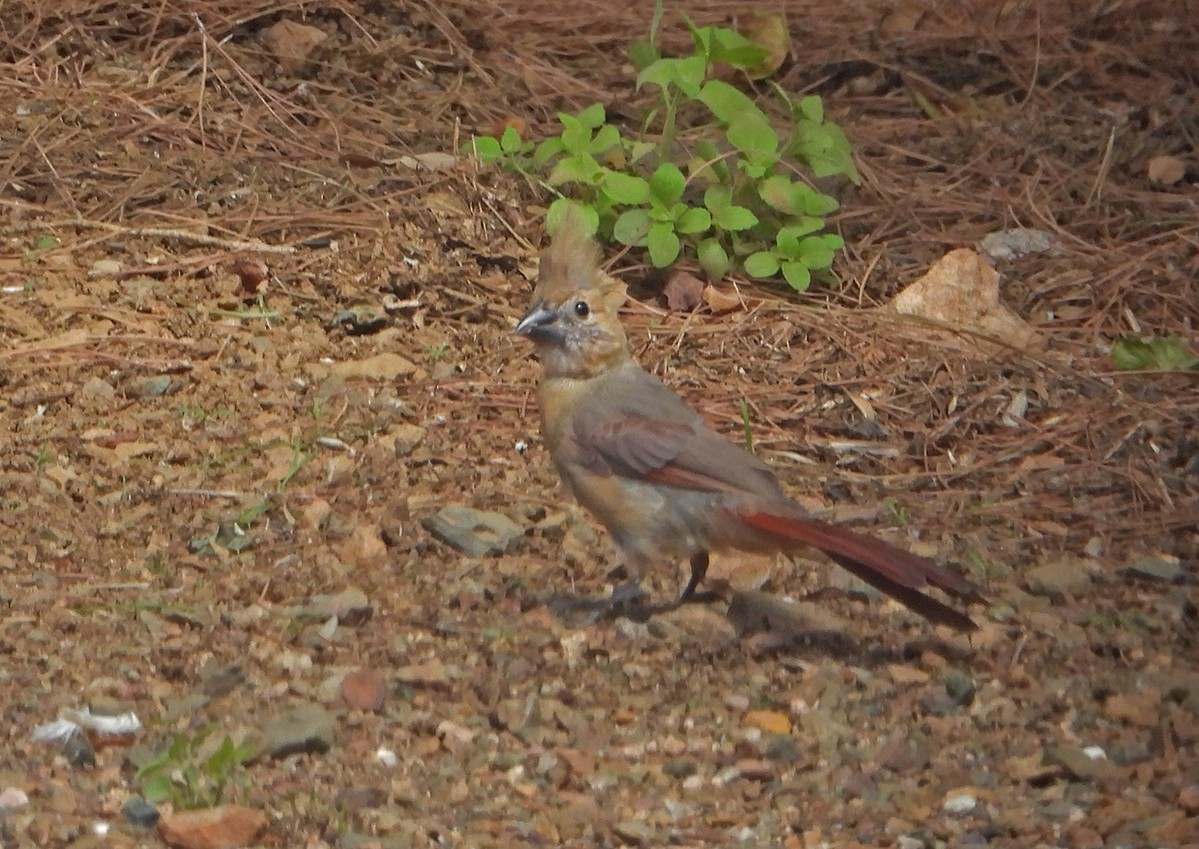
516;206;629;380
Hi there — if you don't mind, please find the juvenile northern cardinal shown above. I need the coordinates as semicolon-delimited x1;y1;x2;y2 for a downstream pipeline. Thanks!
515;208;983;631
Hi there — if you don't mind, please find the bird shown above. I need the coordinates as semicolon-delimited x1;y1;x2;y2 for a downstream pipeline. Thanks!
515;206;984;631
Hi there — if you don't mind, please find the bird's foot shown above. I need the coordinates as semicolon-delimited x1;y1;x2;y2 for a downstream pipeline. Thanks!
544;580;653;625
599;580;654;622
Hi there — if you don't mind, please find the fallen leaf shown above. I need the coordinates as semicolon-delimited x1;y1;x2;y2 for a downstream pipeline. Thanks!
889;248;1042;351
662;270;705;311
1147;155;1186;185
328;352;420;380
743;709;792;735
262;20;327;74
879;0;928;37
702;285;743;314
738;13;789;79
231;260;268;299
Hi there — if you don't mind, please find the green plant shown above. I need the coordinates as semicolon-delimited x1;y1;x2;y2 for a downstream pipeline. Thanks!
427;342;452;363
883;498;910;527
1111;336;1198;371
737;398;755;453
466;9;855;290
136;727;254;809
277;446;312;491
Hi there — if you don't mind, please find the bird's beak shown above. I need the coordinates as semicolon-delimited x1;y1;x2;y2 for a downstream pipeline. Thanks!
515;302;562;345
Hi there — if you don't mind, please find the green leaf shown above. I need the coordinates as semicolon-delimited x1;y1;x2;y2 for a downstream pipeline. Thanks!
796;235;838;270
713;205;759;231
576;103;606;129
703;184;733;212
709;27;770;70
547;152;601;186
1111;336;1199;371
758;174;800;214
612;208;652;246
601;170;651;205
467;135;502;164
648;163;686;205
682;14;712;59
636;57;678;92
803;190;840;216
637;55;705;96
141;773;176;805
697;238;731;281
674;55;707;97
629;140;656;163
204;737;238;778
697;80;759;126
692;139;729;181
781;261;812;290
798;95;824;123
589;124;622;156
500;125;523;153
647;222;681;267
547;199;599;237
781;217;826;239
791;122;858;181
628;38;660;70
532;136;565;167
744;251;780;278
675;206;711;235
777;227;800;258
727;117;778;158
558;113;589;153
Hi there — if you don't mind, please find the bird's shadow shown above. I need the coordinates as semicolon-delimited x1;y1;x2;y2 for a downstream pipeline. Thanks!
535;587;976;667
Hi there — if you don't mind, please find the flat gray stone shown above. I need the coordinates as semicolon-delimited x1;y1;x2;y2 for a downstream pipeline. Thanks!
261;703;335;759
422;505;525;557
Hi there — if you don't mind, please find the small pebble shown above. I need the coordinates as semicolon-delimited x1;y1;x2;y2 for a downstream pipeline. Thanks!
943;793;977;814
122;796;159;828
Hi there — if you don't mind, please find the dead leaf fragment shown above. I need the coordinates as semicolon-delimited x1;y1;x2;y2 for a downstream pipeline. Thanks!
1147;155;1186;185
662;270;705;312
231;260;269;299
328;352;419;381
888;248;1041;352
262;20;327;74
395;659;450;687
879;0;928;36
743;709;792;735
158;805;268;849
738;13;789;79
482;115;529;140
702;285;742;314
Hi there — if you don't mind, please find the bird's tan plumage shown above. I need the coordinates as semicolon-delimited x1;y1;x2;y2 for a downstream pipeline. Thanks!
516;207;984;631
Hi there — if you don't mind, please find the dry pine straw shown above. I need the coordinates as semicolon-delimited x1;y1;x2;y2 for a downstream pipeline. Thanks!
1;0;1195;558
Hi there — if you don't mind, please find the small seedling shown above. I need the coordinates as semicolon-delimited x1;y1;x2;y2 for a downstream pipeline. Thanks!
1111;336;1198;371
136;727;254;810
466;7;855;290
883;498;910;527
427;342;452;363
738;398;755;453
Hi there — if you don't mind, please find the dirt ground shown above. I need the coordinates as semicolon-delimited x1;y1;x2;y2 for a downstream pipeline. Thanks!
1;2;1197;848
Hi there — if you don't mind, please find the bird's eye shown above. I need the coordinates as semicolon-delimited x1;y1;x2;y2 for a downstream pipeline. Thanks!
573;300;590;318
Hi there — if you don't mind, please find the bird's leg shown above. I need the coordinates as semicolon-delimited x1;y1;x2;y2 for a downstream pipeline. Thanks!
608;579;647;609
677;551;710;604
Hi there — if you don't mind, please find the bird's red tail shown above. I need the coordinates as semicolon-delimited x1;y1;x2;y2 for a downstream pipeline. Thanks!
738;509;983;631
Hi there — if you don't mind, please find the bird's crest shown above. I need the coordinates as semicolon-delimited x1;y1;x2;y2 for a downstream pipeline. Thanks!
535;205;627;311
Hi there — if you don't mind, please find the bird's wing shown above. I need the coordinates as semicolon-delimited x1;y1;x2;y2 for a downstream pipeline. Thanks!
571;372;785;499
